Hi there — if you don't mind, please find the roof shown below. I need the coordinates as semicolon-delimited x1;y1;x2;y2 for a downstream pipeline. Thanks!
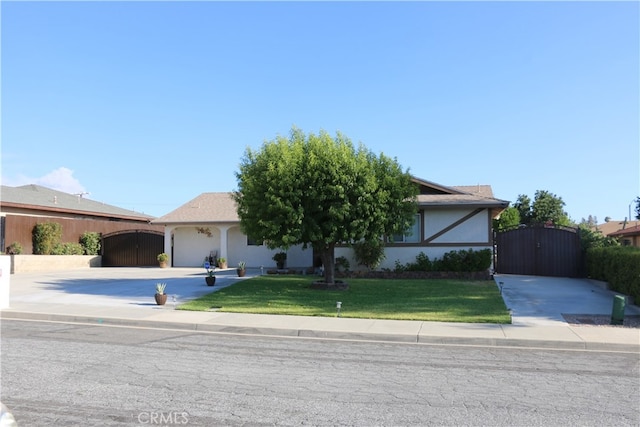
593;220;640;237
153;177;509;225
152;192;239;224
418;184;508;208
0;185;155;221
608;224;640;237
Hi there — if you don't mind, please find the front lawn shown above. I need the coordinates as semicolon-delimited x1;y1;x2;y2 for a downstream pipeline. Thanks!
179;275;511;323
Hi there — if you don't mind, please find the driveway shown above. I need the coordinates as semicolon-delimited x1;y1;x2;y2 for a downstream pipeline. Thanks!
495;274;640;326
6;267;253;308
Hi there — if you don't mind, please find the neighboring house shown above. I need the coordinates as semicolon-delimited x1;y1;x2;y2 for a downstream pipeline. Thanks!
592;220;639;238
152;177;509;270
0;185;164;265
608;224;640;247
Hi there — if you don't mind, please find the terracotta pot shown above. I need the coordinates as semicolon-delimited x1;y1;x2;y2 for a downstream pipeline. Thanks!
155;293;167;305
237;269;246;277
206;276;216;286
159;261;168;268
218;261;228;269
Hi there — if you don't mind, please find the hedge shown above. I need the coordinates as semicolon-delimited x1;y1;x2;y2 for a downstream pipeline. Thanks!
587;246;640;302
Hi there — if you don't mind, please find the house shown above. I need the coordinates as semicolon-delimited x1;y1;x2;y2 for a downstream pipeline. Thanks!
0;185;164;266
592;220;639;237
151;177;509;270
608;224;640;247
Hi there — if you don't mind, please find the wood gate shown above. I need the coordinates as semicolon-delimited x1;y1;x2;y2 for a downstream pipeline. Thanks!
102;230;164;267
494;225;583;278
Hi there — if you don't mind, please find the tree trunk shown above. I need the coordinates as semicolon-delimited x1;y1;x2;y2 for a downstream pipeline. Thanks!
320;244;336;284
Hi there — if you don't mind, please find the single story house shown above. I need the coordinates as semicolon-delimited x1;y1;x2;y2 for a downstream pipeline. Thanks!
152;177;509;270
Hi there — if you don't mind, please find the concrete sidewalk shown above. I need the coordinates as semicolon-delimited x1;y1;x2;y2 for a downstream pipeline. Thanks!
1;268;638;352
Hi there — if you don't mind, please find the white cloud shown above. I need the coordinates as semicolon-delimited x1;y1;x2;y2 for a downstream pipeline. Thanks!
2;167;87;195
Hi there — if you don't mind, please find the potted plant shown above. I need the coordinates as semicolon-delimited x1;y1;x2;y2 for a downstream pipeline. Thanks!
157;253;169;268
237;261;246;277
204;262;216;286
273;252;287;269
154;282;168;305
217;257;228;269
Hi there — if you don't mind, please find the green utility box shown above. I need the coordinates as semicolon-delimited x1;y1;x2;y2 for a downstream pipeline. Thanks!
610;295;626;325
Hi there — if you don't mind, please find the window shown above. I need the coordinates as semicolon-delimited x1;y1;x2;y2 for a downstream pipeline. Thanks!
390;214;421;243
247;236;263;246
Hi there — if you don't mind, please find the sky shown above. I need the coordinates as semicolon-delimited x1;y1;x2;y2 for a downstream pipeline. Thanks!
2;1;638;223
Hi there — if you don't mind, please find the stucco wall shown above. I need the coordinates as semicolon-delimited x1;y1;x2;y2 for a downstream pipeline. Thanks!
425;208;491;243
334;206;493;271
165;206;493;271
10;255;102;274
172;225;314;269
172;227;221;267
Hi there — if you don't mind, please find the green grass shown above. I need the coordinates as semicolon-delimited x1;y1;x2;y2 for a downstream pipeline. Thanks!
179;275;511;324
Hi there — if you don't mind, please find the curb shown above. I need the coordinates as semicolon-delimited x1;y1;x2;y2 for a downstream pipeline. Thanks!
3;310;639;353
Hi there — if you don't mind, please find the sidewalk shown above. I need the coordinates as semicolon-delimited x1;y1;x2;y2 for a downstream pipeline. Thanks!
1;268;639;352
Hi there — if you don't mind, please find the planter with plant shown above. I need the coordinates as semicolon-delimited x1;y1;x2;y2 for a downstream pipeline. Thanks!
273;252;287;269
204;263;216;286
157;253;169;268
217;257;228;269
237;261;246;277
155;282;168;305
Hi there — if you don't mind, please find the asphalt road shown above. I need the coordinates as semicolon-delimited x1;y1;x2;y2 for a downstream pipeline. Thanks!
1;319;638;426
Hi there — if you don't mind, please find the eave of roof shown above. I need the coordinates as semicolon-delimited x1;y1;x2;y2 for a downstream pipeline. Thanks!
609;224;640;237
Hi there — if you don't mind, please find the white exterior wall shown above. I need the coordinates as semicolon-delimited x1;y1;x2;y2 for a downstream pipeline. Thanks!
166;207;492;271
425;208;490;243
335;207;493;271
227;226;312;269
172;225;312;269
285;245;313;269
173;226;222;267
226;226;288;268
0;255;9;308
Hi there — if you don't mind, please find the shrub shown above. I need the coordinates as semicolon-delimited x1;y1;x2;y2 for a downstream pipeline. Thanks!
335;256;350;272
352;239;386;270
80;232;101;255
578;225;619;251
587;246;640;302
395;248;492;273
6;241;23;255
51;242;85;255
32;222;63;254
437;248;492;272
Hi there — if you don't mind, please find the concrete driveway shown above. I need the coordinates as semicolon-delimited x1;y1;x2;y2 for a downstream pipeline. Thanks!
495;274;640;325
6;267;254;308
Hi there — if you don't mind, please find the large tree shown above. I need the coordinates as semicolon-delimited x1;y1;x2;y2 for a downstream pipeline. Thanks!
493;206;520;232
514;190;571;226
233;128;418;284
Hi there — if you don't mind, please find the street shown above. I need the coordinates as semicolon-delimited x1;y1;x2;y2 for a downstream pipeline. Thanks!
1;319;639;426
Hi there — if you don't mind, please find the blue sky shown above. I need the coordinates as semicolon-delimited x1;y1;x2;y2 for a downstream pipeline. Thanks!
2;1;638;223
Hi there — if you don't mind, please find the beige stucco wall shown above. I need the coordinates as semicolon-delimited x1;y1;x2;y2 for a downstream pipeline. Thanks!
10;255;102;274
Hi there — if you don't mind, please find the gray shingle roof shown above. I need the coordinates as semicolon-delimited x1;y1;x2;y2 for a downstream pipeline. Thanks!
1;185;155;221
419;185;508;207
